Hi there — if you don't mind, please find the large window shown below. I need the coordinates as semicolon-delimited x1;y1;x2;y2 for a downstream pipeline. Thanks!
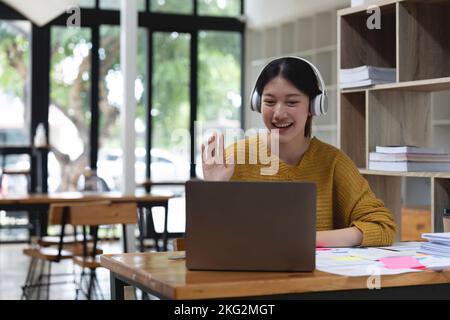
0;20;31;146
100;0;146;11
150;0;193;14
96;25;147;191
198;0;241;17
49;27;92;192
0;0;244;244
0;20;31;195
0;20;31;241
152;32;191;183
0;0;244;193
196;31;242;177
78;0;96;8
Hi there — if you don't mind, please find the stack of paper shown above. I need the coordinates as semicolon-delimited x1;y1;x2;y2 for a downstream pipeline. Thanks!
339;65;396;89
369;145;450;172
420;233;450;258
316;242;450;277
315;245;425;277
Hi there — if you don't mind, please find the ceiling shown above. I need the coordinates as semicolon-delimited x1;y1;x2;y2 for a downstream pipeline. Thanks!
245;0;351;28
0;0;77;26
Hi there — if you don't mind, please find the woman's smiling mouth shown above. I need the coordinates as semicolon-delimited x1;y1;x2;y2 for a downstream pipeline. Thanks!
272;122;293;129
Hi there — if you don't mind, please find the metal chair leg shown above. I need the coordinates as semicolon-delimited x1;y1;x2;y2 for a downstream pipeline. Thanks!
87;269;95;300
36;260;45;300
75;267;85;300
21;257;37;300
28;258;41;300
93;272;104;300
46;261;52;300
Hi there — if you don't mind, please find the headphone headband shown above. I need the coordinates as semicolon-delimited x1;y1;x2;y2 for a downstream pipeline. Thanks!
250;56;328;116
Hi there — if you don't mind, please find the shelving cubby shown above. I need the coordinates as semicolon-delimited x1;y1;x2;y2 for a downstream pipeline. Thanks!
338;0;450;237
398;0;450;82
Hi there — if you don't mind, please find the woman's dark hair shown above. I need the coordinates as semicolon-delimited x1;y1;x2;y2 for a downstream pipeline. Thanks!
254;57;322;138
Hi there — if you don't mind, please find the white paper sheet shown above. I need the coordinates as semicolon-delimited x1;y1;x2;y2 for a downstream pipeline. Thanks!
317;263;422;277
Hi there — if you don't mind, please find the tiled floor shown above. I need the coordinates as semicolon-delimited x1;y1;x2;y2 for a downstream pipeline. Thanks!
0;241;127;300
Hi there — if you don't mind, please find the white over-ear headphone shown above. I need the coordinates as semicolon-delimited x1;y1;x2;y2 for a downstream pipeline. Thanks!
250;56;328;116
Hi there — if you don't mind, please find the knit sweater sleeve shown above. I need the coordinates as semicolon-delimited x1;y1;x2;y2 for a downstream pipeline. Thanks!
333;152;397;247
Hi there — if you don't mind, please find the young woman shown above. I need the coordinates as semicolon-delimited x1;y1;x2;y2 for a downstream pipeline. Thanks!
201;57;396;247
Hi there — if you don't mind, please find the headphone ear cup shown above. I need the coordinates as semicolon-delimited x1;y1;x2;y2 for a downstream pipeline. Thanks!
310;97;320;116
251;90;261;113
321;94;328;115
309;94;328;116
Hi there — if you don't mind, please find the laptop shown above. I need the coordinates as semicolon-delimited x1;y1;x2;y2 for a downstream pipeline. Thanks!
185;181;316;272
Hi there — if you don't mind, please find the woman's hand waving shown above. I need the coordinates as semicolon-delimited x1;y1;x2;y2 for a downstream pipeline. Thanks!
201;133;235;181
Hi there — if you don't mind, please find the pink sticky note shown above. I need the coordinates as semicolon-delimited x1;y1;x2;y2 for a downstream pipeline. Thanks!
316;248;331;251
379;256;426;270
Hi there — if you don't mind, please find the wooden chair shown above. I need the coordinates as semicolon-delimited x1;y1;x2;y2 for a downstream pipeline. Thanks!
20;201;127;300
55;201;138;300
21;202;96;300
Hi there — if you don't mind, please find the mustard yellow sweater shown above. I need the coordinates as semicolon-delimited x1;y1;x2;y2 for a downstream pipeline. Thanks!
227;136;396;247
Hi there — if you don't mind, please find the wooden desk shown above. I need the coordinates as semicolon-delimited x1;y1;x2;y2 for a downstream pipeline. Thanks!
100;252;450;300
137;179;185;193
0;192;172;251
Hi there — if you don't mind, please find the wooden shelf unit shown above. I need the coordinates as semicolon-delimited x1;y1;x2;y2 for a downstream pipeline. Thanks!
337;0;450;239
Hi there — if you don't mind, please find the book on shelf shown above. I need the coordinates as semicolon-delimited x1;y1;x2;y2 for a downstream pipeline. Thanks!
340;78;392;89
340;65;396;83
369;161;450;172
375;145;446;155
369;152;450;162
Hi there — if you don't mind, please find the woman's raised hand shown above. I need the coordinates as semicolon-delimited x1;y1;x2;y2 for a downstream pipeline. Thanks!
201;132;235;181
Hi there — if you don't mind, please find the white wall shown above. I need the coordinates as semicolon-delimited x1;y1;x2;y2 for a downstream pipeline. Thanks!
245;0;350;29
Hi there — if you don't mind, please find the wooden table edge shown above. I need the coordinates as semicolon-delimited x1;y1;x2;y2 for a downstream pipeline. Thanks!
99;253;450;300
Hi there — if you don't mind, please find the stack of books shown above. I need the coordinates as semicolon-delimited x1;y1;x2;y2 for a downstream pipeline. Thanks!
369;146;450;172
339;65;396;89
420;233;450;258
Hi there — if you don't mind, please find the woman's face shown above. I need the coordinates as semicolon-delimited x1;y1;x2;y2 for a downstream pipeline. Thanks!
261;76;310;145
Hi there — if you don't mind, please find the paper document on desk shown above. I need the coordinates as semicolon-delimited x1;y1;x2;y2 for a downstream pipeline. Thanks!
379;242;423;252
316;248;372;267
416;255;450;271
317;263;422;277
347;248;417;261
315;246;424;277
422;233;450;243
